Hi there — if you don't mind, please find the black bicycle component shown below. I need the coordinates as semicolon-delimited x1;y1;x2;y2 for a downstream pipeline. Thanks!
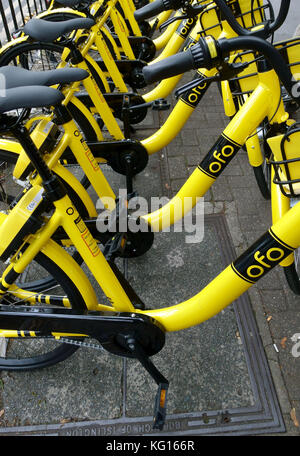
153;382;169;430
23;17;96;43
144;34;300;107
122;335;169;430
52;212;154;259
103;233;127;261
159;1;205;31
108;261;146;310
0;306;166;357
121;96;170;134
93;57;148;89
143;36;216;84
87;139;149;176
0;86;64;117
133;0;150;9
217;36;300;106
100;192;155;257
126;98;170;111
174;61;250;98
141;18;157;38
0;65;89;89
0;304;168;428
112;34;156;62
213;0;290;39
129;65;148;89
134;0;182;23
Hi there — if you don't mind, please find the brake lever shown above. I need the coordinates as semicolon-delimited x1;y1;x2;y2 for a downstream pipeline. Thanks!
159;4;205;32
174;61;251;99
175;75;218;99
159;14;187;32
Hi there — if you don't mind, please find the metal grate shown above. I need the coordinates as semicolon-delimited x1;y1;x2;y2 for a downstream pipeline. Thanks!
0;0;49;46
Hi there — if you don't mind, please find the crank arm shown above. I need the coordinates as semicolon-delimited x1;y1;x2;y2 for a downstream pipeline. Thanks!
124;335;169;430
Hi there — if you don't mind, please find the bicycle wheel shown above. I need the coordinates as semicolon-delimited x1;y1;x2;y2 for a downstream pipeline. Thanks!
253;160;271;200
253;125;272;200
0;250;88;370
283;198;300;295
283;262;300;295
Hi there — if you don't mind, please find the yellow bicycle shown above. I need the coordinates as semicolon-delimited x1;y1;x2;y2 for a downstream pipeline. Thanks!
0;30;299;430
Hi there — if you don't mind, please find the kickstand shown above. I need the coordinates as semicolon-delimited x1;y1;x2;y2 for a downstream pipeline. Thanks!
125;336;169;430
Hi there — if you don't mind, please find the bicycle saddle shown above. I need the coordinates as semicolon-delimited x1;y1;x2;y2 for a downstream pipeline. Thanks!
0;66;89;90
23;17;95;43
0;86;64;114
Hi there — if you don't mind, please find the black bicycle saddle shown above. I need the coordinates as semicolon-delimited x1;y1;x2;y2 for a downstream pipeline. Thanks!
0;86;64;114
23;17;95;42
0;66;89;89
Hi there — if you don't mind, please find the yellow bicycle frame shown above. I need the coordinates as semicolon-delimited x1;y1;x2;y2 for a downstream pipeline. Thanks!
1;115;117;214
1;161;300;336
141;67;289;230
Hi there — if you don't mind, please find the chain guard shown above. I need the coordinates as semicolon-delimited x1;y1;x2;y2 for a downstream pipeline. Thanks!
0;306;165;358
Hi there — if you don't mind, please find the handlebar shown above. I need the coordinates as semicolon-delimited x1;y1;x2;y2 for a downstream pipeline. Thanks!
142;34;300;106
134;0;181;23
133;0;206;23
213;0;291;39
143;36;215;83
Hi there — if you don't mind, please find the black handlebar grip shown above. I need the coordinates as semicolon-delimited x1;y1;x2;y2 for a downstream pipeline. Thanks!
134;0;182;23
143;50;195;84
134;0;165;22
143;39;216;84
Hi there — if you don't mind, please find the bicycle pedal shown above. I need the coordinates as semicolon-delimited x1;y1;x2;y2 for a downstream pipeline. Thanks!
151;99;170;111
153;383;169;431
103;234;126;261
124;337;169;431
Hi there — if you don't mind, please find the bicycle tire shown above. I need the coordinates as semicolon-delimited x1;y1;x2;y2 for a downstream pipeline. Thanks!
253;163;271;200
283;263;300;295
0;160;88;292
0;250;87;370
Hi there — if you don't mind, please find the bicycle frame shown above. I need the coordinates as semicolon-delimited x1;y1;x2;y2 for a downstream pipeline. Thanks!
0;61;285;237
140;66;289;230
0;147;300;336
